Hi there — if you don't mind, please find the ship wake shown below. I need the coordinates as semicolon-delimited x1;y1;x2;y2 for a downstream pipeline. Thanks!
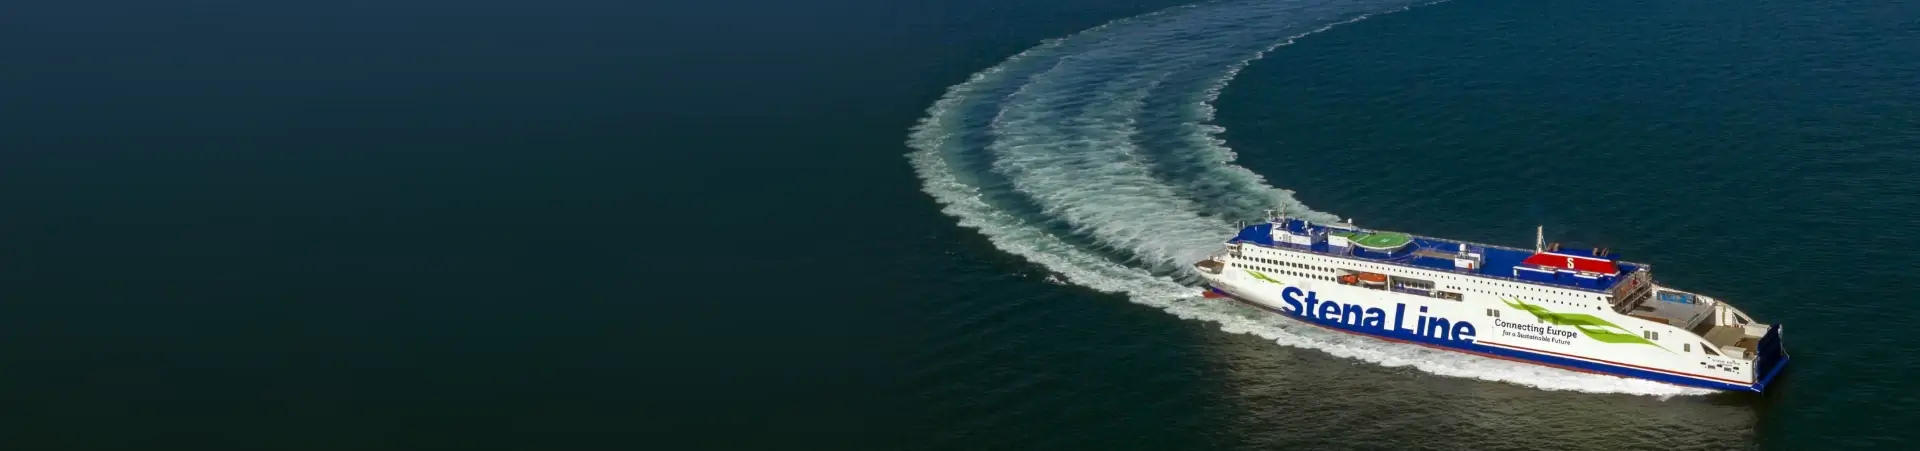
906;0;1710;397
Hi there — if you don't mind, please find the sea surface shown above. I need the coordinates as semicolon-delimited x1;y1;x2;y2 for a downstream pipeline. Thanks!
4;0;1919;449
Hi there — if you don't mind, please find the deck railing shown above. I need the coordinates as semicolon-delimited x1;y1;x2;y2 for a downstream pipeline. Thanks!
1237;238;1619;294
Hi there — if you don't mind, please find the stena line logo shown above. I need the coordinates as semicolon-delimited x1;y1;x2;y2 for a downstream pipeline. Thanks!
1278;286;1478;344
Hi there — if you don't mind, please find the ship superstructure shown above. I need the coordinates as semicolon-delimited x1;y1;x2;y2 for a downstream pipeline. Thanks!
1191;214;1789;392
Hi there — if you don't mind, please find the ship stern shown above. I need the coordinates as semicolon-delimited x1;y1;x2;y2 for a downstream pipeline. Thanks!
1750;324;1790;392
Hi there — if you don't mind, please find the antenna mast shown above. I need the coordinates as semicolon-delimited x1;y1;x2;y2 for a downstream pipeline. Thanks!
1535;225;1544;253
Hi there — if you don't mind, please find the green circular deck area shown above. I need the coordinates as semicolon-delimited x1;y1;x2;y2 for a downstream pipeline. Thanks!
1336;231;1412;250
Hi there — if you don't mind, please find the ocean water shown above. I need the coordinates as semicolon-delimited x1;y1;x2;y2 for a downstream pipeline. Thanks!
4;0;1918;449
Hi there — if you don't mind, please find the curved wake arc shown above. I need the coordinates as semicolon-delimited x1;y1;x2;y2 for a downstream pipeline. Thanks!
906;0;1709;397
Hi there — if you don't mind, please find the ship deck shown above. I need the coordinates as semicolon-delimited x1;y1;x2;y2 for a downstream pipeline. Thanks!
1231;221;1643;293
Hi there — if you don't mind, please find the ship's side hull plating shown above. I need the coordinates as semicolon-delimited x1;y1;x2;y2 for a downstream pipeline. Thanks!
1204;278;1787;392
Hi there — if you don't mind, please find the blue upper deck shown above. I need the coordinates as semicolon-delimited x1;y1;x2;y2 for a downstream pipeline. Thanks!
1229;219;1643;292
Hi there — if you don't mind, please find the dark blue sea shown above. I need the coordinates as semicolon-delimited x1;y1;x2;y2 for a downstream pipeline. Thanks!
5;0;1919;449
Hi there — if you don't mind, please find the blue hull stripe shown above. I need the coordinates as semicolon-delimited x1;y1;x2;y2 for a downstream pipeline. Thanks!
1208;286;1788;393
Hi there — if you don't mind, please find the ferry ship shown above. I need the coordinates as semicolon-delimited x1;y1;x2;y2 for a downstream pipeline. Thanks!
1191;214;1789;392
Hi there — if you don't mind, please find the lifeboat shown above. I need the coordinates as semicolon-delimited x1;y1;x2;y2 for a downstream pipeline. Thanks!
1356;272;1387;287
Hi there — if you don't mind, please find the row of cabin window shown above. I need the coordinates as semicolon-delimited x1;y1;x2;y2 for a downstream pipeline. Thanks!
1238;259;1470;302
1254;250;1615;311
1231;262;1335;283
1263;249;1606;301
1460;286;1604;311
1243;256;1330;274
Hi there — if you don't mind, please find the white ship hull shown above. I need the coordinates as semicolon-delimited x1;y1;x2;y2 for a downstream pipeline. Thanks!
1193;222;1789;392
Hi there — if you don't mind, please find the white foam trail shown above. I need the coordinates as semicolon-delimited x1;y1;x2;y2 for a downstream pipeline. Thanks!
907;0;1710;397
988;58;1228;269
1174;5;1451;221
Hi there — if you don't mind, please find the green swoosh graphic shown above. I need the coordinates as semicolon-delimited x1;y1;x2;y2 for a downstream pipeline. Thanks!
1501;298;1669;352
1245;270;1285;286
